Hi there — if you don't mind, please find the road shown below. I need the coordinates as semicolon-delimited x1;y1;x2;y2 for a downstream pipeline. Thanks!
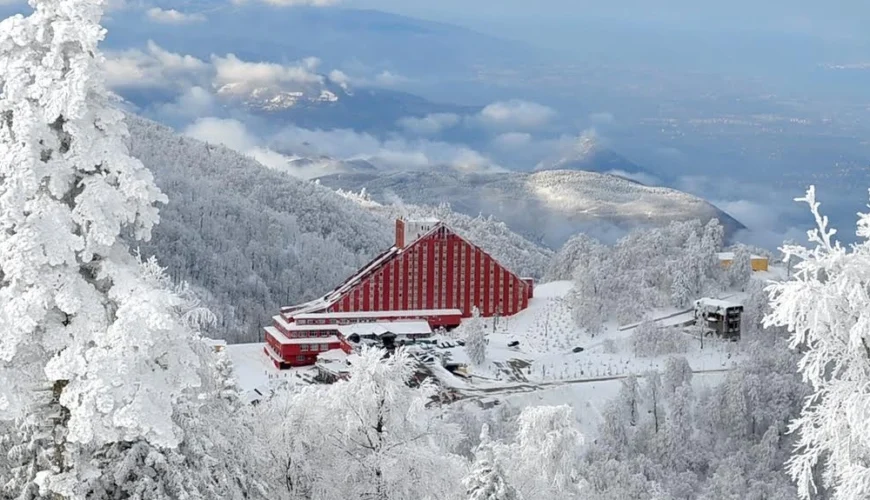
454;368;733;400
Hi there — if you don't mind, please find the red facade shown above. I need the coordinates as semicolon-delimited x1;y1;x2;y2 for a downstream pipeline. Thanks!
325;224;530;318
263;220;534;368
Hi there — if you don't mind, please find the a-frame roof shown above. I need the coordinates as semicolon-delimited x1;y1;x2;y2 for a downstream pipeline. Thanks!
281;221;525;316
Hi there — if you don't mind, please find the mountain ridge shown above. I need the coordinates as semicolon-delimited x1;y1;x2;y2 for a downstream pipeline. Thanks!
316;167;745;248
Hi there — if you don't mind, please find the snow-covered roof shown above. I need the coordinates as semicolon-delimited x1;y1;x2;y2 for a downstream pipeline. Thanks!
338;320;432;338
273;315;293;331
695;298;742;310
294;309;461;321
264;326;341;345
718;252;766;261
317;349;349;363
280;246;399;316
284;323;341;332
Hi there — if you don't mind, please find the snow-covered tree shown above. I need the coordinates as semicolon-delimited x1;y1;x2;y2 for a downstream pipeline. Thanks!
631;320;690;357
764;185;870;500
566;219;726;330
662;357;693;395
261;347;467;500
465;306;487;366
463;425;519;500
643;370;664;434
544;232;603;281
583;337;805;500
569;249;610;333
727;245;753;291
669;264;696;308
494;405;585;499
0;2;264;497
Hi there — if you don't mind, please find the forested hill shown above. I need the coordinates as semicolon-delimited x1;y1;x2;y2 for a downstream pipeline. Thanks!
125;115;551;343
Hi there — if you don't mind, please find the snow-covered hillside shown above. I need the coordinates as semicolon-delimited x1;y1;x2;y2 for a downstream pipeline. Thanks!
318;168;745;247
442;281;740;384
125;116;551;342
228;280;740;407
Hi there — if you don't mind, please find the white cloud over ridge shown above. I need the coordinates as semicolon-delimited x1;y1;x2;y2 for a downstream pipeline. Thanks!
103;41;208;89
184;117;503;179
492;132;533;149
146;7;205;24
211;54;323;92
231;0;340;6
478;99;556;129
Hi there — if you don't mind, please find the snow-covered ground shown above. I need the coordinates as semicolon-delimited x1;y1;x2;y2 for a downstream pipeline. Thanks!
225;343;317;401
444;280;741;388
227;278;749;405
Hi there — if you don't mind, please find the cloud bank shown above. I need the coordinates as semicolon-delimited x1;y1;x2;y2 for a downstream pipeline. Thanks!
183;117;503;179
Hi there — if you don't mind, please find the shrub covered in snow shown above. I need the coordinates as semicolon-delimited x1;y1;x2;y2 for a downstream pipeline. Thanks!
630;321;691;358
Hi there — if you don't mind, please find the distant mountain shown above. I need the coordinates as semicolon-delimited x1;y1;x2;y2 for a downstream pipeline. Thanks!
103;5;544;80
534;133;663;184
278;156;379;178
237;85;476;133
316;168;744;248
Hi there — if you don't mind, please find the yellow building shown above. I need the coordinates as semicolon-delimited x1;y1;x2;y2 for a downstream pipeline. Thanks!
718;252;769;272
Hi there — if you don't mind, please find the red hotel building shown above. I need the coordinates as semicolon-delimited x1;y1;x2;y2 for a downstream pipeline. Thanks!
263;218;534;367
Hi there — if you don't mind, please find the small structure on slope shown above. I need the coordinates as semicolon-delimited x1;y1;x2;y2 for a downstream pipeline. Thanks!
694;298;743;339
718;252;769;272
262;218;535;368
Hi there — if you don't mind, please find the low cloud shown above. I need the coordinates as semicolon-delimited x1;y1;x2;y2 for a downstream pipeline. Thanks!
675;175;814;250
145;7;205;24
231;0;340;6
211;54;323;92
373;70;407;86
183;117;502;179
328;68;410;89
103;41;408;100
270;126;503;173
103;41;208;89
397;113;461;135
153;86;217;123
478;99;556;129
492;132;533;149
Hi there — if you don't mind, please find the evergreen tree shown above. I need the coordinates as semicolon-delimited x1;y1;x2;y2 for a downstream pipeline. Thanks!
0;2;265;497
465;306;487;366
463;425;519;500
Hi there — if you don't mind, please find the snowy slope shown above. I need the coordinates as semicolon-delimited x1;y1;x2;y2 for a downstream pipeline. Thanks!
449;281;740;384
124;115;551;342
226;279;742;414
317;168;745;248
